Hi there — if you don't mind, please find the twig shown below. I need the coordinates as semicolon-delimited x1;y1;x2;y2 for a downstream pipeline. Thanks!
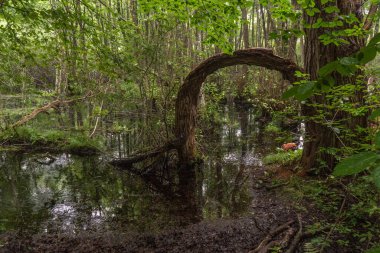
363;4;379;30
319;196;347;253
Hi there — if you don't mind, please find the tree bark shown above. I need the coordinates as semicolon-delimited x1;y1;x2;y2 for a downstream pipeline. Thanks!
300;0;368;173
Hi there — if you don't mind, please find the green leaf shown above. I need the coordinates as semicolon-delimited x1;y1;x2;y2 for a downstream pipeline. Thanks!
375;132;380;149
359;46;377;64
306;9;315;16
318;61;338;77
374;166;380;190
333;151;379;176
324;6;339;14
369;109;380;120
368;33;380;47
339;57;359;66
295;81;316;100
336;64;355;76
282;86;298;99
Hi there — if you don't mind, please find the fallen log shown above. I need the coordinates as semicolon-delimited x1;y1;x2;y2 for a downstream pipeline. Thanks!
11;92;93;128
110;140;180;168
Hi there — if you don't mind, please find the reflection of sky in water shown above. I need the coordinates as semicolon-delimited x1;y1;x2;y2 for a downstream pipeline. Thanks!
223;152;262;166
0;105;289;234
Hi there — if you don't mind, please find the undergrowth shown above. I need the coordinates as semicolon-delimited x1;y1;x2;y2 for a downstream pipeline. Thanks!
284;176;380;252
0;126;103;154
263;149;302;166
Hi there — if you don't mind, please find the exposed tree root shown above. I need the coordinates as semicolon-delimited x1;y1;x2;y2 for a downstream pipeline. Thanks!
249;220;295;253
11;92;93;128
249;214;304;253
285;214;303;253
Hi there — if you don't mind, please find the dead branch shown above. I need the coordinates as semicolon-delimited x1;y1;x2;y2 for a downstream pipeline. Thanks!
364;3;379;30
110;140;180;168
249;220;295;253
11;92;93;128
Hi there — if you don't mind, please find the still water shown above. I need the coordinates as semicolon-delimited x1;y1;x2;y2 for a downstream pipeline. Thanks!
0;105;277;235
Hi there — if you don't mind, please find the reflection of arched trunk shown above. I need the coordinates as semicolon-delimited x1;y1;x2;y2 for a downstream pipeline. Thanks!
173;49;300;221
231;105;249;216
174;48;300;166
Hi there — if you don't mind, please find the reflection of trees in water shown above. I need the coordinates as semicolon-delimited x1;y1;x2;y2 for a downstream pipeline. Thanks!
0;153;50;234
0;104;266;233
0;152;185;233
200;104;254;219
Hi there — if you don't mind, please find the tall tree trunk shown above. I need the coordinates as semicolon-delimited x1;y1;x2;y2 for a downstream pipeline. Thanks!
237;7;250;99
300;0;368;173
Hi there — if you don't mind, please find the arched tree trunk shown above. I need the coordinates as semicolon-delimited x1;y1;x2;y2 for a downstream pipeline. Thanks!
174;49;300;219
174;48;301;166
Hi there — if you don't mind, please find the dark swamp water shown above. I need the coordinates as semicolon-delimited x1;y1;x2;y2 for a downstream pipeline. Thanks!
0;104;286;237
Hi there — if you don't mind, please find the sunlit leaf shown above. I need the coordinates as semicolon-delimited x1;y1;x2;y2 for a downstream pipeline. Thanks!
339;57;359;66
295;81;316;100
282;86;298;99
359;46;377;64
333;151;379;176
368;33;380;47
318;61;338;77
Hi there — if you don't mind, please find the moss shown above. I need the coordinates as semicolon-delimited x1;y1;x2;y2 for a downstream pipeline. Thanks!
0;126;103;155
264;123;281;134
263;149;302;166
63;134;103;155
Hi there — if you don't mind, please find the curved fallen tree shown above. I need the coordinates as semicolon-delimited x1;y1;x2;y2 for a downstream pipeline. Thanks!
111;48;301;168
174;48;301;165
110;48;301;219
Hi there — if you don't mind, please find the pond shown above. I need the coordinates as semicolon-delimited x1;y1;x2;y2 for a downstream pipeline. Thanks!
0;104;279;235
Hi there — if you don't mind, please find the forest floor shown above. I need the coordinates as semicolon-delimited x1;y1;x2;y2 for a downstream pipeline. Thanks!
0;164;346;253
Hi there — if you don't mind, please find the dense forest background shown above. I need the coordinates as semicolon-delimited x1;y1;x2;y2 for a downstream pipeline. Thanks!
1;0;380;252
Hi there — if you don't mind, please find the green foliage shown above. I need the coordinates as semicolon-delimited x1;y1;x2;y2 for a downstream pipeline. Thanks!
63;134;103;154
264;123;281;134
139;0;247;53
263;149;302;166
333;151;379;176
286;176;380;252
366;246;380;253
283;33;380;101
333;109;380;190
0;126;103;154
